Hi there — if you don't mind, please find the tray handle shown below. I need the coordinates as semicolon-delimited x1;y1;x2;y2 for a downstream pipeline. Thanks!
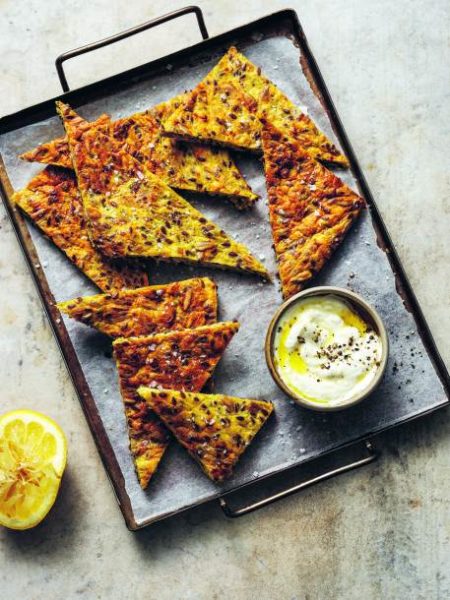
55;6;209;92
219;440;379;518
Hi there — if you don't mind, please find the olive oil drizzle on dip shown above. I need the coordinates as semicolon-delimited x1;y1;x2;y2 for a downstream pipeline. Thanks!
273;296;383;407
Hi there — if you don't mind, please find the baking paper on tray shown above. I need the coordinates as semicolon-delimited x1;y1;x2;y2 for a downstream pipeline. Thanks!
1;35;446;526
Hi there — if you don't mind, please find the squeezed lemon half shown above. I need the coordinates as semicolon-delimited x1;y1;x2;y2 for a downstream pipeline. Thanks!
0;409;67;530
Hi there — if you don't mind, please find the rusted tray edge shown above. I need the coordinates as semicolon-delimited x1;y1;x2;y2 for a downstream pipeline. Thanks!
0;9;296;130
0;158;138;530
0;9;448;529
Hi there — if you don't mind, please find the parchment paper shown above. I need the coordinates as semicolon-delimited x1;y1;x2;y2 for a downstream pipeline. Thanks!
0;35;447;527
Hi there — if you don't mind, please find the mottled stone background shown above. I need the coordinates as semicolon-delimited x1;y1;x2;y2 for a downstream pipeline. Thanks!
0;1;449;599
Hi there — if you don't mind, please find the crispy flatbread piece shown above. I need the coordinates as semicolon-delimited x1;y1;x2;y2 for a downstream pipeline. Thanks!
113;321;240;488
13;166;148;292
57;102;266;277
220;47;348;167
19;114;110;169
79;174;268;277
138;388;273;482
57;101;139;195
163;46;348;167
261;121;363;298
123;103;258;208
21;100;257;207
163;63;261;152
57;277;218;338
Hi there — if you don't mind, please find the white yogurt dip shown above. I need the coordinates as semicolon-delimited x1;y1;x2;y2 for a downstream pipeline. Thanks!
273;295;383;407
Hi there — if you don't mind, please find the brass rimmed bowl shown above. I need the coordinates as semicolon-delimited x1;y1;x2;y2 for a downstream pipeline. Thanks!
265;286;389;412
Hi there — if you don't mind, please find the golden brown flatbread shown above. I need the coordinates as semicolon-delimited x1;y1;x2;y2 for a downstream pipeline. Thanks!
113;321;240;488
261;121;363;298
76;174;268;276
163;46;348;167
138;387;273;482
127;102;258;208
57;277;217;338
21;100;257;207
221;47;348;167
19;114;110;169
57;101;267;277
13;166;148;292
163;63;261;152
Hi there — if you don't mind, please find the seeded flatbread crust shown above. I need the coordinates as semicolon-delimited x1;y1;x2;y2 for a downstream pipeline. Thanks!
163;46;348;167
57;102;266;276
21;100;257;207
19;113;110;169
109;107;257;208
163;63;261;152
84;175;268;276
138;388;273;482
113;321;240;488
57;277;218;338
13;166;148;292
57;101;144;196
140;101;258;208
261;121;363;298
221;47;348;167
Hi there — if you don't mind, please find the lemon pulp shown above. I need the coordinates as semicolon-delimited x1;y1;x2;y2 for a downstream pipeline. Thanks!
0;410;67;530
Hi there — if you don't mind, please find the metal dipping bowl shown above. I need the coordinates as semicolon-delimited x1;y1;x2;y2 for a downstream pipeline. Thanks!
265;286;389;412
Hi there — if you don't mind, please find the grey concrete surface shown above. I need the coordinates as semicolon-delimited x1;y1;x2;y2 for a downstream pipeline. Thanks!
0;1;449;599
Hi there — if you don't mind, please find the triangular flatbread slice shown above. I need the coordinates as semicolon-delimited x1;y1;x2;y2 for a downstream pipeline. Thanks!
57;277;217;338
163;46;348;167
261;121;363;298
78;174;268;277
21;100;257;208
56;101;140;195
218;47;348;167
126;101;258;208
13;166;148;292
138;388;273;482
163;65;261;152
57;102;267;277
113;321;240;488
19;113;110;169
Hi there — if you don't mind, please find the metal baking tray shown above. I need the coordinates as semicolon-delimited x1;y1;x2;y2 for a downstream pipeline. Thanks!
1;7;448;530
